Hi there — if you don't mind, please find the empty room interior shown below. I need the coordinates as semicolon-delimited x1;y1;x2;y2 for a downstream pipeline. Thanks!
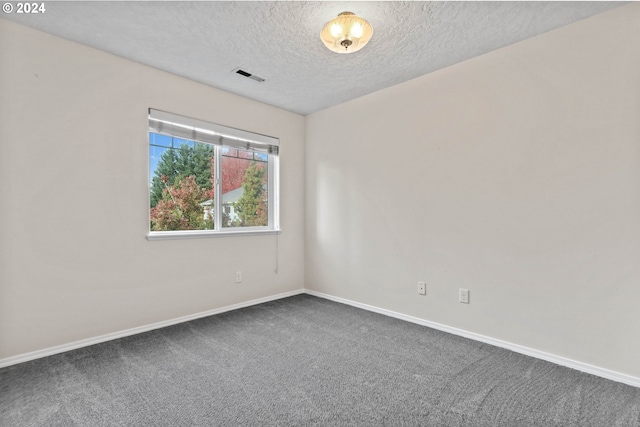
1;1;640;425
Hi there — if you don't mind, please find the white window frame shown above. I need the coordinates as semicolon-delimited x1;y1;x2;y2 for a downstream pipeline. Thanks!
147;109;280;240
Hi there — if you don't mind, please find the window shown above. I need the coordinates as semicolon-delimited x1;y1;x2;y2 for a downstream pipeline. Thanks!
147;109;279;239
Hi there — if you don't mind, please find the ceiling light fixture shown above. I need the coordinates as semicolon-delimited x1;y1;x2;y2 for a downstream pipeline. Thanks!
320;12;373;54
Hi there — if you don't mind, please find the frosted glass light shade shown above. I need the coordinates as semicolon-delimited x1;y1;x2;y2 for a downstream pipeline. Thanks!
320;12;373;54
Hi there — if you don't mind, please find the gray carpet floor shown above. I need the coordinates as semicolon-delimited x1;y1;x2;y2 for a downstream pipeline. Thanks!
1;294;639;426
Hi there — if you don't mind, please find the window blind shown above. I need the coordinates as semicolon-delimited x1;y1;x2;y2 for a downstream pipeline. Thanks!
148;109;279;155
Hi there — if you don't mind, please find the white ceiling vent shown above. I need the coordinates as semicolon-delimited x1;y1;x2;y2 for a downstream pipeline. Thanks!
232;67;265;82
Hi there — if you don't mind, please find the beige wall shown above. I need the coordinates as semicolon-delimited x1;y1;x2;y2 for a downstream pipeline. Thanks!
0;19;305;359
305;4;640;378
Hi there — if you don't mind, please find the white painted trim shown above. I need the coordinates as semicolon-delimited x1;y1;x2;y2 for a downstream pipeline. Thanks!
0;289;304;369
304;289;640;389
146;229;281;240
3;287;639;389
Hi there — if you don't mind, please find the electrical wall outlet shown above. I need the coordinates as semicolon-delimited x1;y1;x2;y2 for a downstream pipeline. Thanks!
459;288;469;304
418;281;426;295
235;271;242;283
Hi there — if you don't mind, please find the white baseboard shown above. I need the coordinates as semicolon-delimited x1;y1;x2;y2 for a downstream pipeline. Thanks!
0;289;304;369
304;289;640;389
2;287;639;389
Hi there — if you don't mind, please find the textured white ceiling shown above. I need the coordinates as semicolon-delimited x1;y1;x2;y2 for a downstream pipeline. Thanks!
3;1;624;115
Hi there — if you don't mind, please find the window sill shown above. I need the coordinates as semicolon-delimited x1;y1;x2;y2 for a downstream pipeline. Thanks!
146;229;281;241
